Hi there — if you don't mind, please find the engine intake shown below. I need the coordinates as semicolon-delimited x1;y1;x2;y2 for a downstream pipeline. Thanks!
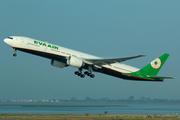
67;56;84;68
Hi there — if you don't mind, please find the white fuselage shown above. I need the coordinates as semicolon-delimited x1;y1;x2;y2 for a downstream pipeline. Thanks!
4;36;139;74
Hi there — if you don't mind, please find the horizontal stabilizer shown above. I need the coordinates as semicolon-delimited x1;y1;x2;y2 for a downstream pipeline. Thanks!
147;75;175;79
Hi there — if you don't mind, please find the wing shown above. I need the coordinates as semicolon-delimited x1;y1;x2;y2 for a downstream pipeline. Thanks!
83;55;146;66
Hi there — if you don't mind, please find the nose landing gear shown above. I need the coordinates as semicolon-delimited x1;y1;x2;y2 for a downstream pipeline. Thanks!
12;48;17;57
13;53;17;57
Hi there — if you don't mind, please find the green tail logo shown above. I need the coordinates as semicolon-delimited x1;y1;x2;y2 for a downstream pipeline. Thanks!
150;58;161;69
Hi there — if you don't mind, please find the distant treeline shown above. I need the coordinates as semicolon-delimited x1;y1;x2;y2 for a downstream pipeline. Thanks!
58;96;180;104
1;96;180;104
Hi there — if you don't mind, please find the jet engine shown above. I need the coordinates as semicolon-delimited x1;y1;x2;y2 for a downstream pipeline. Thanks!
51;60;66;68
67;56;84;68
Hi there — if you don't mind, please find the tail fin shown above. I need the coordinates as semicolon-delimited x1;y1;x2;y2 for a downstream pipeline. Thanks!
140;53;169;75
128;53;174;80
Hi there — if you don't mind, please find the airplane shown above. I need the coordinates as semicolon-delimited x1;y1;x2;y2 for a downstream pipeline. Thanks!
4;36;174;81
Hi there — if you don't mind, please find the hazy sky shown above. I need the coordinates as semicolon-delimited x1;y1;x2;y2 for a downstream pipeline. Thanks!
0;0;180;100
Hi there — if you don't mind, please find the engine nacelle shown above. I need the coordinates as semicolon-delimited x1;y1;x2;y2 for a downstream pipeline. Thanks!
51;60;66;68
67;56;84;68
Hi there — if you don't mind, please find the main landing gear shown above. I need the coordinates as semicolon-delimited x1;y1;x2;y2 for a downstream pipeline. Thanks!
74;68;95;78
84;71;95;78
12;48;17;57
74;71;85;78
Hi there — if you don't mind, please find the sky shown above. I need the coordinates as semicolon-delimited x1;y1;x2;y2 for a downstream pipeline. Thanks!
0;0;180;100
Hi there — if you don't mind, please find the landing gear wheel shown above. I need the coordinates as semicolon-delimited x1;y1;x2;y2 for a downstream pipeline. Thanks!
90;74;95;78
80;74;85;78
87;73;91;76
13;53;17;57
75;71;79;75
84;71;88;75
78;73;82;76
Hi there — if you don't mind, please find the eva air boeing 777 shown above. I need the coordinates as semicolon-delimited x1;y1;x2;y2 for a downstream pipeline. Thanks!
4;36;174;81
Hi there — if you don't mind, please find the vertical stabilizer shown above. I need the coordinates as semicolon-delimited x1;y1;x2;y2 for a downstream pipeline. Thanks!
140;53;169;75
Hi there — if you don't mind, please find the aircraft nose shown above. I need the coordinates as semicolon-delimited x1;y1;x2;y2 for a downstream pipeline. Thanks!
4;38;12;46
4;38;8;44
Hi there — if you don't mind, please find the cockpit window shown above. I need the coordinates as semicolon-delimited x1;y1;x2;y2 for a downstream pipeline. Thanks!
8;37;13;39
